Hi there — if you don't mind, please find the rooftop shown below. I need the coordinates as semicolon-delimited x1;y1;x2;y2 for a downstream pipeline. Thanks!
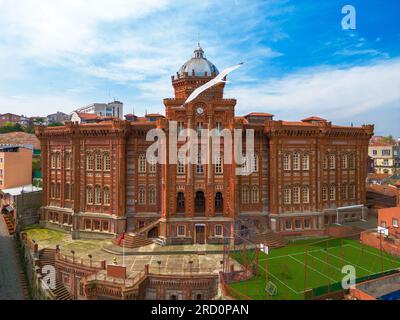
1;184;41;196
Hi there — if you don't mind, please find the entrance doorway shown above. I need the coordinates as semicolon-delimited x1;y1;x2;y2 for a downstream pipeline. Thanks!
195;191;205;215
195;225;205;244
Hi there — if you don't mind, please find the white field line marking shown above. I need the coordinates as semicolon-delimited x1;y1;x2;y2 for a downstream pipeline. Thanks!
257;263;304;295
327;250;372;274
258;244;352;261
289;255;337;283
308;252;342;273
347;244;400;264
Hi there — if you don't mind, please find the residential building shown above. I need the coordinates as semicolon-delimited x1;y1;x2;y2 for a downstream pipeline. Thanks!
368;140;400;174
0;113;21;127
0;146;33;189
71;101;124;120
47;112;70;124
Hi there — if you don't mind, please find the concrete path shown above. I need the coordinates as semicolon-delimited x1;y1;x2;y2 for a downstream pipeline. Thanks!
0;216;24;300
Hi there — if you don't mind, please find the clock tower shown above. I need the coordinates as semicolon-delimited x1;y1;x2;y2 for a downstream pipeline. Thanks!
160;44;237;245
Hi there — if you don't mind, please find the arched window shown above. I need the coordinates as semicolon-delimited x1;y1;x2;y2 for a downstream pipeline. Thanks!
65;183;70;200
341;184;348;200
284;186;291;204
293;153;300;170
329;154;336;169
65;152;71;169
95;153;102;171
94;185;102;204
302;154;309;170
242;185;249;204
148;156;156;173
86;153;94;171
215;154;223;174
138;186;146;205
284;153;291;171
177;192;185;211
86;186;93;204
56;152;61;169
149;186;156;205
215;192;223;209
329;184;336;201
104;186;110;205
322;185;327;201
138;154;146;173
293;185;300;204
252;154;259;173
302;186;309;204
50;153;56;169
252;186;259;203
341;154;348;169
104;153;111;171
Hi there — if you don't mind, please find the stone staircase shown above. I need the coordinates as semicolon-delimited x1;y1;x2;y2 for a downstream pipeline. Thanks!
255;231;288;249
135;219;160;237
3;214;15;235
38;248;72;300
121;233;153;249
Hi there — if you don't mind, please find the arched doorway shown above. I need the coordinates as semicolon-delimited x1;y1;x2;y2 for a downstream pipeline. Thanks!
215;192;223;214
147;226;159;238
195;191;205;215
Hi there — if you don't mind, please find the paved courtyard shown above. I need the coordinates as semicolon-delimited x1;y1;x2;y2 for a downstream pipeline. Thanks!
0;217;24;300
23;226;237;277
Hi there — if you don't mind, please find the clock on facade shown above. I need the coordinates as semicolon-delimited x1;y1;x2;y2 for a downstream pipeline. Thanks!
196;106;204;115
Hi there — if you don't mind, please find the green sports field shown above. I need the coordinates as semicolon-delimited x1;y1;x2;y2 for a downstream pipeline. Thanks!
228;238;400;300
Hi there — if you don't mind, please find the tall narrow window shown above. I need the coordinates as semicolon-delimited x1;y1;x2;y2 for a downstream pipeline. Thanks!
284;186;291;204
322;185;327;201
177;156;185;174
64;183;70;200
329;184;336;201
284;153;291;171
50;182;55;198
293;153;300;170
104;153;111;171
341;184;348;200
323;156;328;170
341;154;348;169
65;152;71;169
86;186;93;204
104;187;110;205
241;155;250;174
56;183;61;199
293;185;300;204
215;154;223;174
302;186;309;204
215;192;223;210
252;186;259;203
56;152;61;169
138;186;146;205
329;154;336;169
86;153;94;171
138;154;146;173
197;123;203;137
177;192;185;210
95;185;102;204
148;156;156;173
252;154;259;173
302;154;309;170
215;122;222;136
51;153;56;169
178;122;185;137
149;186;156;205
242;185;249;204
196;152;203;174
349;184;356;199
95;153;102;171
348;154;355;169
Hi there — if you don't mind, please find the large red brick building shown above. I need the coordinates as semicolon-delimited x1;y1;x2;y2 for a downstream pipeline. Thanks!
36;45;374;243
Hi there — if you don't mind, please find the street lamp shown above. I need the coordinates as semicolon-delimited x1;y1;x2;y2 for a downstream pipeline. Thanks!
157;260;162;274
71;250;75;263
88;254;92;268
189;260;193;274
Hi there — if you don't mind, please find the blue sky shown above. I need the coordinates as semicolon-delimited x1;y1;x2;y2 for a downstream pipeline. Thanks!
0;0;399;136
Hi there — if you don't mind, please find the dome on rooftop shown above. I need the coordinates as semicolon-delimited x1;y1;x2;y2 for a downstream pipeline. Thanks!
178;44;219;77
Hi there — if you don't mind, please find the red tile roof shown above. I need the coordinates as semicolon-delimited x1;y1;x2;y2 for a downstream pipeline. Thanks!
244;112;274;117
0;132;40;150
366;184;398;197
369;141;392;147
367;173;391;180
77;113;99;120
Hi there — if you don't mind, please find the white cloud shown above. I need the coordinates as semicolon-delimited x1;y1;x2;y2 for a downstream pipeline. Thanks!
228;59;400;122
